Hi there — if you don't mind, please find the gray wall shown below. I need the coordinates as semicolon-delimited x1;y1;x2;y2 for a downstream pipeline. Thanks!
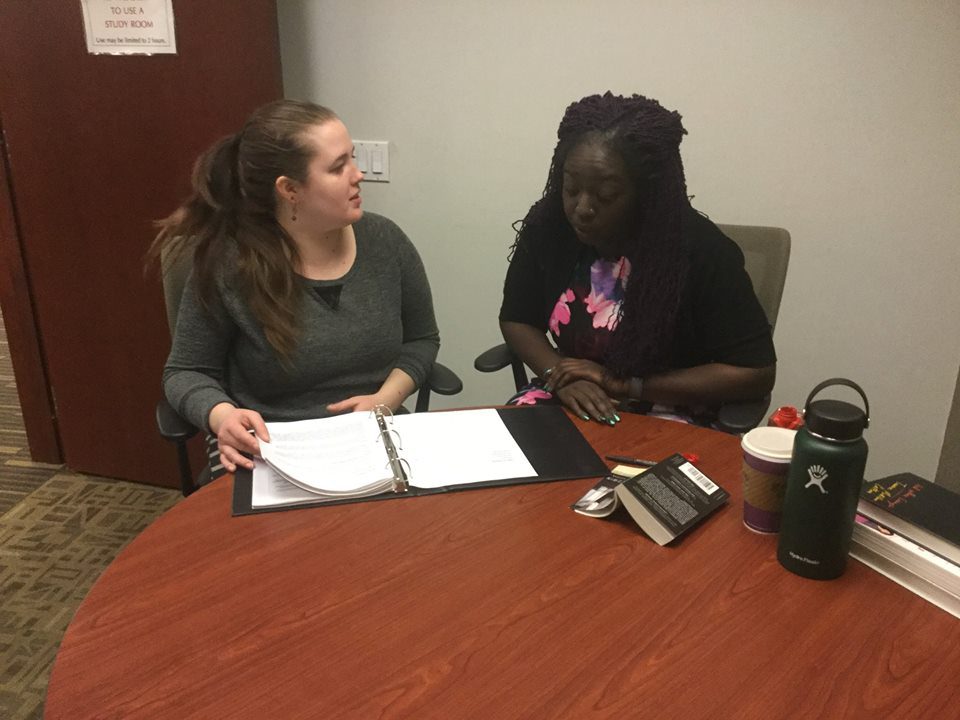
278;1;960;482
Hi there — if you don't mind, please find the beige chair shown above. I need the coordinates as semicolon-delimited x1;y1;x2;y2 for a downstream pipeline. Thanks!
156;247;463;495
474;223;791;433
717;224;790;332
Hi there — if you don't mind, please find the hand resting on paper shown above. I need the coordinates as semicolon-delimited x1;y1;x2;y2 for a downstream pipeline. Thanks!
326;395;389;415
326;368;418;415
208;403;270;473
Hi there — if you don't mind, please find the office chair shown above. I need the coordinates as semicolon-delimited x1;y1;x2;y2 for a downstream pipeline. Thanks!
474;223;791;434
155;246;463;496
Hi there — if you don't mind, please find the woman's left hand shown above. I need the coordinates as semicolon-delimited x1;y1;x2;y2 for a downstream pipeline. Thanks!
554;380;618;423
327;394;391;414
327;369;415;415
545;358;606;391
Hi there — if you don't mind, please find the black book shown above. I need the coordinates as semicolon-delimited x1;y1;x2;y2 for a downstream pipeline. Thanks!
858;473;960;565
849;513;960;618
613;453;730;545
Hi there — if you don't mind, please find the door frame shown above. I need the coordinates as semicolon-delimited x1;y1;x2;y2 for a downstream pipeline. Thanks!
0;119;61;463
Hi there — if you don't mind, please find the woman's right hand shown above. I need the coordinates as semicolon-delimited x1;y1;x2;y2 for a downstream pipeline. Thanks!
208;403;270;473
554;380;619;425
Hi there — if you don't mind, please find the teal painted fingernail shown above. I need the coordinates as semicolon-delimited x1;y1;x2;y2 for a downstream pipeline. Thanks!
606;418;616;426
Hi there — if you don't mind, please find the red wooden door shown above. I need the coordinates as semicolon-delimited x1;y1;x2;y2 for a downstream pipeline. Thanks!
0;1;283;487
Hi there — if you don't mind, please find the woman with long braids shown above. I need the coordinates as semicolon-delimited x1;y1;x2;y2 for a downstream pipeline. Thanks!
500;92;775;426
151;99;439;475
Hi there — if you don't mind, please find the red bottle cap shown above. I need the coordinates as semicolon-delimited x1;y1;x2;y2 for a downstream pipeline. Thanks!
768;406;804;429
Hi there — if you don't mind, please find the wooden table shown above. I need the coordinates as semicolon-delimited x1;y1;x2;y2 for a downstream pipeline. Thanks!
45;414;960;719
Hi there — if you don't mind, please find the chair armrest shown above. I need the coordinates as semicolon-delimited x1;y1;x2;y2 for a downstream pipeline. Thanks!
474;343;514;373
415;361;463;413
715;396;771;435
428;362;463;397
474;342;528;391
156;397;198;442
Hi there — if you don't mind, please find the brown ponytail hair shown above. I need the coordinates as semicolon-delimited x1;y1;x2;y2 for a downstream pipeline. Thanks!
148;99;338;360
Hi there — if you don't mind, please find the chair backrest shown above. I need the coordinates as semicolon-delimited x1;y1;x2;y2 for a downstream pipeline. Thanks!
717;224;791;331
159;244;193;337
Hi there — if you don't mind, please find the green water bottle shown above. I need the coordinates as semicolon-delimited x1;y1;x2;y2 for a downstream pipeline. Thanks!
777;379;870;580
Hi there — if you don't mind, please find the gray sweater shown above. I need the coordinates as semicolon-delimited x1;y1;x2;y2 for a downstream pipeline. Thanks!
163;213;440;431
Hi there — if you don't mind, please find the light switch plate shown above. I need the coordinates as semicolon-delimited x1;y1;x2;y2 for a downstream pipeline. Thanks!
354;140;389;182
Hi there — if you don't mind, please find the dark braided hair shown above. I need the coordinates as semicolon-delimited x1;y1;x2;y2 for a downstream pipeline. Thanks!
512;92;691;378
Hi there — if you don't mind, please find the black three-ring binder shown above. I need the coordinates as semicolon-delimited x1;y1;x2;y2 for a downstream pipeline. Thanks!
231;405;608;516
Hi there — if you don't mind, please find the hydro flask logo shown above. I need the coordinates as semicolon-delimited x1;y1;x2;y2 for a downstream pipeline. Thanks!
804;465;829;494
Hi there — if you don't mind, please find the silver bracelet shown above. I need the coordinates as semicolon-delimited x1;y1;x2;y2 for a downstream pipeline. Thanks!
628;377;644;400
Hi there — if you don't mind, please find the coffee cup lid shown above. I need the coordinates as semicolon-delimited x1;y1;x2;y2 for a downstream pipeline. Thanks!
741;426;796;461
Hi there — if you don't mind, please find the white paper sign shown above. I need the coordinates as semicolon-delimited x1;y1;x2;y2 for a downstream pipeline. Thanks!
80;0;177;55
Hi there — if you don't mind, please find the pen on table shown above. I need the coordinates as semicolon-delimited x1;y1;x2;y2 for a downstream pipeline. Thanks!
605;455;657;467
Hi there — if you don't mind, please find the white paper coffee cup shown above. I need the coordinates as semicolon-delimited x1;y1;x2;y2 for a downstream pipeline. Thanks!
741;426;796;533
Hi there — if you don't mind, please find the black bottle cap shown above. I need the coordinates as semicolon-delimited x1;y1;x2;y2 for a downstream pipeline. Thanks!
802;378;870;441
805;399;867;441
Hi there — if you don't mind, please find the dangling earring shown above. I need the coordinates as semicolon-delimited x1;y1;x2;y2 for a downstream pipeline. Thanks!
291;199;298;222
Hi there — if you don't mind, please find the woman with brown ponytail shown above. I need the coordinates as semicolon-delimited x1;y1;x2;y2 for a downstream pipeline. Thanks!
151;100;439;475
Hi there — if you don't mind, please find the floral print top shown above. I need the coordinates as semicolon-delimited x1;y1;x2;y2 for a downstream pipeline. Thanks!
549;254;630;360
509;251;704;426
510;252;629;407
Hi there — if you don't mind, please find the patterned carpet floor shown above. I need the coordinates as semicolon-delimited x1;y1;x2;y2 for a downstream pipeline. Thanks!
0;313;181;719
